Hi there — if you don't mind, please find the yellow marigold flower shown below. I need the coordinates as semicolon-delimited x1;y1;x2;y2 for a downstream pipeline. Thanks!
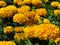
37;24;59;40
54;10;60;16
17;1;25;5
14;33;27;40
4;26;13;34
25;11;37;24
43;18;50;24
24;25;39;38
25;11;40;24
13;0;22;4
0;8;13;18
18;5;30;13
0;5;17;18
25;11;36;18
6;5;17;13
14;26;24;32
34;14;40;22
24;0;32;4
13;13;28;24
54;38;60;44
32;0;42;5
0;8;8;18
58;4;60;9
0;1;6;7
51;1;59;7
0;41;16;45
14;0;25;5
36;8;47;16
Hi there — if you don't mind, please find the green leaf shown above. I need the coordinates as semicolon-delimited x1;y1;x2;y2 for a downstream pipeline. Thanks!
0;18;3;24
13;39;21;45
25;39;33;45
4;0;13;5
37;20;43;25
48;39;54;45
34;43;39;45
57;42;60;45
31;6;35;11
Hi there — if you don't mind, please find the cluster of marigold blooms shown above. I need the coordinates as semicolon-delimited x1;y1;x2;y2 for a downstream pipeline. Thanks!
13;0;48;6
0;41;16;45
51;1;60;16
0;0;60;45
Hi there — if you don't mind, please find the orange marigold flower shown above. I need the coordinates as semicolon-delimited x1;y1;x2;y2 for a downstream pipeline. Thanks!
14;26;24;32
32;0;42;5
0;5;17;18
54;38;60;44
34;14;40;22
14;33;27;40
36;8;47;16
37;24;59;40
13;0;25;5
6;5;17;13
25;11;39;25
13;13;28;24
24;25;39;38
18;5;30;13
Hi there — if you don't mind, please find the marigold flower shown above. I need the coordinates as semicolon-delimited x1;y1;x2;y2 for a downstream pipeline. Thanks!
24;0;32;4
25;11;40;24
13;13;28;24
13;0;22;4
24;25;39;38
25;11;38;24
14;26;24;32
13;0;25;5
17;1;25;5
43;18;50;24
0;41;16;45
32;0;42;5
36;8;47;16
0;5;17;18
6;5;17;13
54;38;60;44
0;1;6;7
54;10;60;16
14;33;27;40
18;5;30;13
4;26;13;34
58;4;60;9
34;14;40;22
37;24;59;40
0;8;8;18
51;1;59;7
